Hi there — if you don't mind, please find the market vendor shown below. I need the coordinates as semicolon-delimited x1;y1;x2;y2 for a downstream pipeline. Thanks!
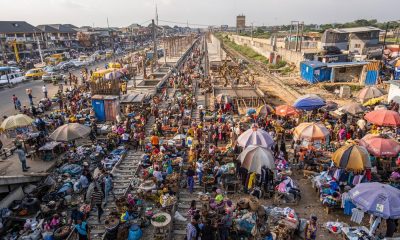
304;215;318;240
74;218;89;240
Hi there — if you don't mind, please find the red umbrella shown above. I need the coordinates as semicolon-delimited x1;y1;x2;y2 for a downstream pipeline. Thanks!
275;105;300;117
359;137;400;157
364;110;400;127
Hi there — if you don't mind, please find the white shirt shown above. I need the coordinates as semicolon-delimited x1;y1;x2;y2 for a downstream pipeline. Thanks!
42;86;47;93
122;133;129;141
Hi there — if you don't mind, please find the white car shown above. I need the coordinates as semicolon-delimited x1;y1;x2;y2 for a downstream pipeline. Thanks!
0;72;25;85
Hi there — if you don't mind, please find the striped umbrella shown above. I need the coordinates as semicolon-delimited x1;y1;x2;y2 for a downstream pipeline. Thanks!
293;122;329;141
238;145;275;174
275;105;300;117
237;125;274;148
364;110;400;127
332;144;371;171
256;104;275;118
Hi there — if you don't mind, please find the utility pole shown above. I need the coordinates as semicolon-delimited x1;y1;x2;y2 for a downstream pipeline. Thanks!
299;22;304;52
288;23;293;50
163;29;167;65
251;22;254;40
381;22;389;59
152;19;158;69
295;21;300;52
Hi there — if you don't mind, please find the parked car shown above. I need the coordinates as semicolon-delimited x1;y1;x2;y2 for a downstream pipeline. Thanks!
42;72;63;82
0;72;25;85
70;60;89;68
25;68;45;80
56;61;75;71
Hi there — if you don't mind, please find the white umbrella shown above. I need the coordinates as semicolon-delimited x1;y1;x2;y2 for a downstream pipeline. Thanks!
238;145;275;173
237;125;274;148
49;123;91;142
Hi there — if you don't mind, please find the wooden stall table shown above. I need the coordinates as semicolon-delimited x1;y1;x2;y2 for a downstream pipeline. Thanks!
38;141;62;161
151;212;171;239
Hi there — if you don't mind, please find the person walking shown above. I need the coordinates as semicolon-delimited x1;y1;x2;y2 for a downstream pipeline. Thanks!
103;173;115;207
187;166;195;194
28;92;34;106
186;217;198;240
90;185;104;223
15;145;30;172
12;94;17;110
196;159;204;186
42;85;48;98
15;97;21;111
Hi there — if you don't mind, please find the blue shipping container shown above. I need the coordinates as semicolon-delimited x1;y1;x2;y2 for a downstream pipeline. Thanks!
300;61;331;84
92;99;106;122
365;70;378;85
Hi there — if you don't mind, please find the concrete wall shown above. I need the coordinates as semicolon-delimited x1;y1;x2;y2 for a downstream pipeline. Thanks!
227;35;305;67
388;83;400;103
332;66;363;83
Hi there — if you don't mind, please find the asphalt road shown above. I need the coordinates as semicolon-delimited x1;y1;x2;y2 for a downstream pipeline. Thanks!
0;59;113;118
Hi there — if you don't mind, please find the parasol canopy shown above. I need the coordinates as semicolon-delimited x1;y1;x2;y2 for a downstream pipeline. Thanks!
364;109;400;127
358;86;384;103
338;103;366;115
321;101;338;112
332;144;371;171
293;122;329;141
173;134;186;140
256;104;275;118
238;145;275;174
215;93;231;104
359;136;400;157
237;125;274;148
293;94;325;111
275;105;300;117
49;123;91;142
349;182;400;219
0;114;34;131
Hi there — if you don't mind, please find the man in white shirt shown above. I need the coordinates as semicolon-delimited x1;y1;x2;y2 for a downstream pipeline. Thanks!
42;85;48;98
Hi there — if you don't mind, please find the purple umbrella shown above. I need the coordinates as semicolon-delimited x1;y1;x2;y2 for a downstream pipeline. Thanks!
349;182;400;219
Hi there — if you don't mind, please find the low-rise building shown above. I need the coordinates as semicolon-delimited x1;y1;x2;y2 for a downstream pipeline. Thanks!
321;26;382;59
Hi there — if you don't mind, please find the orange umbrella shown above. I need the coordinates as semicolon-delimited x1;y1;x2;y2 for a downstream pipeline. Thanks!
359;137;400;157
275;105;300;117
364;110;400;127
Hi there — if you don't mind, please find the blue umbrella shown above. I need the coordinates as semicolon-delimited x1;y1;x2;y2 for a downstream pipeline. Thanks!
349;182;400;219
293;94;325;111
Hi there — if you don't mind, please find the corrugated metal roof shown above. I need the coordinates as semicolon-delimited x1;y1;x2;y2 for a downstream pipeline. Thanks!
326;61;368;68
301;61;327;68
0;21;41;33
329;26;381;34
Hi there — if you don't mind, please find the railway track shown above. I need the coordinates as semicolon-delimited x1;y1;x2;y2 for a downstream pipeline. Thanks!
86;36;203;240
219;38;301;103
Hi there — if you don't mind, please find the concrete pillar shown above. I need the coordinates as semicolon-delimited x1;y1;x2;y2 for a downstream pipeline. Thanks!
330;68;335;83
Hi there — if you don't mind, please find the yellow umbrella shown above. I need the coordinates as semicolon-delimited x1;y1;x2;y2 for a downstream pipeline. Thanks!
332;144;371;171
0;114;34;131
256;104;275;118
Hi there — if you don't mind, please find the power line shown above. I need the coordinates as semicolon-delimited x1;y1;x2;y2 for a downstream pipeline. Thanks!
158;19;214;27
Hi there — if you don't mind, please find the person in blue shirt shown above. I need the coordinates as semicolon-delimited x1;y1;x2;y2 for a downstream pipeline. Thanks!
74;219;88;240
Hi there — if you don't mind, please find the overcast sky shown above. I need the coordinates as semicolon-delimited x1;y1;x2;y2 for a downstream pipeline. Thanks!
1;0;399;27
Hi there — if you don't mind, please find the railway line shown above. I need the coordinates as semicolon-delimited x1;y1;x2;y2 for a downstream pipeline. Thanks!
219;37;301;103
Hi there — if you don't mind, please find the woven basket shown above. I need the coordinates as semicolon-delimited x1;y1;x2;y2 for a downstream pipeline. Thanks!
237;198;249;209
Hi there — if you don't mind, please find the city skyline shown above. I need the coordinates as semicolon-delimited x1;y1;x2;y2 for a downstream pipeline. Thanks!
1;0;399;28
